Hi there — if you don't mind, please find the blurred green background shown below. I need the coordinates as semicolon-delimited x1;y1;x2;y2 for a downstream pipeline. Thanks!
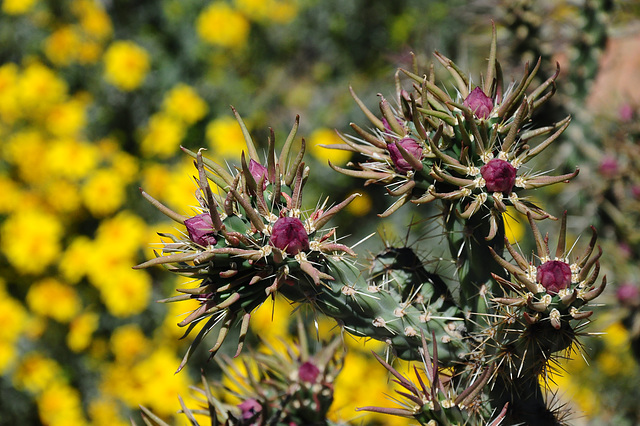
1;0;640;424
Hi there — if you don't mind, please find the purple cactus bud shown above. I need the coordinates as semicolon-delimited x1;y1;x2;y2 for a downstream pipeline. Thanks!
598;156;618;178
382;117;404;134
298;361;320;383
537;260;571;295
249;159;268;189
481;159;517;193
387;137;423;174
238;399;262;420
270;216;309;255
463;87;493;119
616;283;640;307
184;213;217;246
619;104;634;122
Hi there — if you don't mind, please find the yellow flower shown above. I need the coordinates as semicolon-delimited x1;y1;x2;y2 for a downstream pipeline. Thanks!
3;128;48;183
603;321;629;348
103;40;150;91
109;150;139;183
345;191;372;217
44;25;82;66
2;0;39;15
141;162;171;201
77;39;103;64
59;236;93;284
196;2;250;49
1;208;62;274
97;267;151;317
46;138;98;180
42;179;82;214
27;278;81;323
45;98;88;137
0;294;27;372
13;353;64;394
88;398;128;426
95;210;148;256
205;115;247;159
0;173;24;214
162;83;208;124
37;383;88;426
158;290;201;340
250;294;295;353
17;62;68;118
140;113;186;158
234;0;298;24
73;0;113;40
110;324;149;363
81;168;126;217
67;311;99;352
503;207;526;244
307;128;351;166
0;62;21;124
0;341;18;374
164;158;202;211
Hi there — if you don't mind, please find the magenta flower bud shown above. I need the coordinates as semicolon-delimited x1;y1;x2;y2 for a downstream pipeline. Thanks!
481;159;517;193
387;137;423;174
616;283;640;307
298;361;320;383
463;87;493;119
537;260;572;295
184;213;217;246
238;399;262;420
598;156;618;178
249;159;268;189
270;216;309;255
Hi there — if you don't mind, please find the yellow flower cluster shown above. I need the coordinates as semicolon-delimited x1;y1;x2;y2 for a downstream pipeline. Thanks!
103;40;150;91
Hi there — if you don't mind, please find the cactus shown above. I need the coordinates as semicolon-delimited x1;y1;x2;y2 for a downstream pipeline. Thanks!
135;24;606;426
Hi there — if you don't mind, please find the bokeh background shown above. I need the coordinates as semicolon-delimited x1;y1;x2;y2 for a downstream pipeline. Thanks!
2;0;640;424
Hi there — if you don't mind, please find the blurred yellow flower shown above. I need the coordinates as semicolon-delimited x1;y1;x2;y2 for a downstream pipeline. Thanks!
45;98;88;137
164;157;203;212
110;324;149;363
88;398;128;426
44;25;82;66
17;62;68;118
162;83;208;124
345;191;372;217
81;168;126;217
95;210;148;256
603;321;628;348
67;311;100;352
46;138;98;180
234;0;298;24
110;150;139;183
140;113;186;158
250;294;295;352
13;353;64;394
43;178;83;214
308;128;351;166
0;62;20;124
1;208;62;274
205;115;247;159
3;128;48;183
77;39;103;64
59;236;93;284
158;290;201;340
0;173;24;214
2;0;39;15
0;294;27;372
97;267;151;317
0;341;17;374
73;0;113;40
27;278;82;323
196;2;250;49
141;162;171;201
503;207;526;244
37;382;88;426
103;40;150;91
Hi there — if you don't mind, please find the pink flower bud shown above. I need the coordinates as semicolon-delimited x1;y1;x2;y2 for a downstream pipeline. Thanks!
616;283;640;307
537;260;571;295
184;213;217;246
270;216;309;255
298;361;320;383
463;87;493;119
249;159;268;189
619;104;634;122
238;399;262;420
598;156;618;178
387;137;423;174
481;159;516;193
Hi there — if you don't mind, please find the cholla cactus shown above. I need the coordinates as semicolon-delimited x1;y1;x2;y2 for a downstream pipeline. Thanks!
135;25;606;426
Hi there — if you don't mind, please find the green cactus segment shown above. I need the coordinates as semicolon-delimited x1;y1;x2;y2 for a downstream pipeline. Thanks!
279;248;467;364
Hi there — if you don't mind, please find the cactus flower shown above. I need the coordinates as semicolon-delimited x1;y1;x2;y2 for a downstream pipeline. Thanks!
270;216;309;255
481;159;517;193
537;260;571;295
617;283;640;307
249;159;268;188
238;399;262;420
298;361;320;383
184;213;217;246
463;87;493;119
388;137;423;174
